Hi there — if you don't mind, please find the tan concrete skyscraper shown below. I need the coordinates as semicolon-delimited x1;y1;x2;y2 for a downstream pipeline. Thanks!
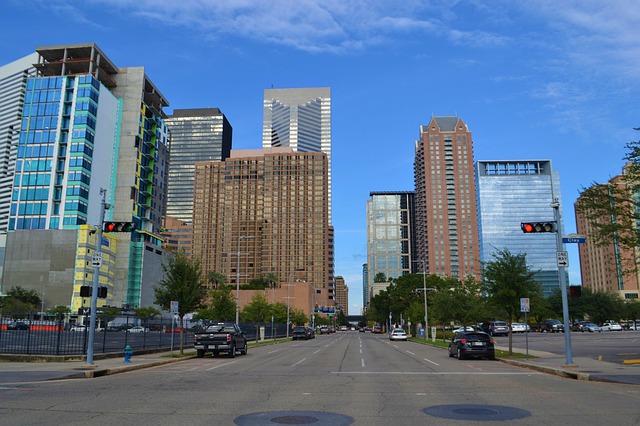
413;116;481;280
192;147;333;314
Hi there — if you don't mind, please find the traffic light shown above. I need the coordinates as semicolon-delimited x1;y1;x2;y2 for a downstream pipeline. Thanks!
103;221;136;233
521;221;556;233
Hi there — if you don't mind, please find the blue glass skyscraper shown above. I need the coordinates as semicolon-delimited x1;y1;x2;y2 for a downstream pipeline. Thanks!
475;160;567;297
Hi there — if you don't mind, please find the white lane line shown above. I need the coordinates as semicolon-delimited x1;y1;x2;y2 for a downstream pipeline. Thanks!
291;358;307;367
313;349;322;354
423;358;440;366
360;348;363;354
206;361;237;371
405;350;415;355
268;350;280;354
361;358;365;367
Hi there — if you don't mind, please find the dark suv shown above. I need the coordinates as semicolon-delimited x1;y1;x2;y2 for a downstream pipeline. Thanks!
292;326;311;340
540;319;564;333
448;331;495;360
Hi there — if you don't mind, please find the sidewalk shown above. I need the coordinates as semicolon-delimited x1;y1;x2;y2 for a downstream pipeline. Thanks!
0;350;194;384
495;346;640;386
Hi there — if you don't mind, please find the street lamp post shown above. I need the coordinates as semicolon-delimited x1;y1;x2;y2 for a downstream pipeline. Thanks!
236;235;254;326
413;259;429;340
551;199;573;365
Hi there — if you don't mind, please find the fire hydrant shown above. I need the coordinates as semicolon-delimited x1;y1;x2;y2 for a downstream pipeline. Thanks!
124;345;133;364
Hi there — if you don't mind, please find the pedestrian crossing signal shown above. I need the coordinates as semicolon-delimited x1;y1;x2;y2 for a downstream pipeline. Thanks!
103;221;136;233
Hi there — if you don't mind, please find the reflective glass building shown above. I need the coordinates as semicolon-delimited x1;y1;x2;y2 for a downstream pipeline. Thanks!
366;191;416;306
475;160;567;297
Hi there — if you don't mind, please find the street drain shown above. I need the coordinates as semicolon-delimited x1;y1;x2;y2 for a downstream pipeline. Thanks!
235;411;354;426
424;404;531;421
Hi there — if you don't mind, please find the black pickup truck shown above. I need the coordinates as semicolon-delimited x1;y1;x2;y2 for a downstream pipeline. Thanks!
193;322;248;358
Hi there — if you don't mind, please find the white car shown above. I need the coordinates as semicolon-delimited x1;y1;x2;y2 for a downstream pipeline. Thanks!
126;325;148;333
511;323;530;333
389;329;408;341
69;325;87;332
601;322;623;332
452;326;475;333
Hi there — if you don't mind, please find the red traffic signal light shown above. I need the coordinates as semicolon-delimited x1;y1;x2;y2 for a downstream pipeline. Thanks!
521;222;556;233
103;221;136;233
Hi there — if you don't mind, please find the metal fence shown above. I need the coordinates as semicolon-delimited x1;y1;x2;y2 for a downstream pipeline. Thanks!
0;315;291;356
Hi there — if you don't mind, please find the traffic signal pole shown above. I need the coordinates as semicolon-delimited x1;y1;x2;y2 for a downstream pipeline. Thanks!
86;188;107;366
551;199;573;366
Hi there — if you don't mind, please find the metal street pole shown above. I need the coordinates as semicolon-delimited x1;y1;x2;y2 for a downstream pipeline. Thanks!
552;199;573;365
413;259;429;340
86;188;107;366
236;235;254;326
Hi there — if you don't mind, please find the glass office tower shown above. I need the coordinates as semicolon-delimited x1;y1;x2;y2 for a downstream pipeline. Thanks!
476;160;566;297
366;191;416;305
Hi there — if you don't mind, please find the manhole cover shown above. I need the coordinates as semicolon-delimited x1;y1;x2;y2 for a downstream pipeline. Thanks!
424;404;531;421
270;415;318;424
235;411;354;426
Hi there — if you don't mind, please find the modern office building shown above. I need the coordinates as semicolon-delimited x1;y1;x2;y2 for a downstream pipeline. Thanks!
362;263;369;311
366;191;416;306
0;53;38;287
164;108;232;224
575;163;640;300
0;43;169;311
413;116;481;280
262;87;332;222
191;147;334;317
476;160;566;297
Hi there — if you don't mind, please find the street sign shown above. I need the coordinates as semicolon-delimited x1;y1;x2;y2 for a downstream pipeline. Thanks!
520;298;530;313
91;252;103;267
562;233;586;244
557;251;569;267
170;300;179;314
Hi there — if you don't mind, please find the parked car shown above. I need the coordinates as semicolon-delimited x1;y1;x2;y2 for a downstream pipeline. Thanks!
7;321;30;330
511;323;530;333
127;326;148;333
389;329;407;341
372;326;383;334
292;326;311;340
448;331;495;360
489;321;509;336
571;321;587;332
305;326;315;339
69;324;87;332
452;326;476;333
540;319;564;333
580;322;601;333
601;322;623;332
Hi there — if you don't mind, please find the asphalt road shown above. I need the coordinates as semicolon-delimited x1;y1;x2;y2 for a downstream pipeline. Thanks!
1;332;640;425
494;330;640;363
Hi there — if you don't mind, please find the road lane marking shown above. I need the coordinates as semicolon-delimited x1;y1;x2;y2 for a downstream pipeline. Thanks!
331;371;542;375
313;349;322;354
291;358;307;367
361;358;365;368
405;350;415;355
206;361;237;371
423;358;439;366
268;350;280;354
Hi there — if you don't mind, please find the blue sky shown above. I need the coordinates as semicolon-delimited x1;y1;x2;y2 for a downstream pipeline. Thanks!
2;1;639;314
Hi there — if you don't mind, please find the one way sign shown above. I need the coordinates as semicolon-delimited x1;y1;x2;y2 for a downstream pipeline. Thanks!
557;251;569;267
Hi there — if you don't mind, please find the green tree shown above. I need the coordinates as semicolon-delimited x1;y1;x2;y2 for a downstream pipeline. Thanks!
46;305;71;316
264;273;279;290
576;131;640;276
241;292;271;322
207;271;228;289
482;248;542;354
195;288;236;322
374;272;387;283
154;251;207;354
134;306;161;329
289;307;309;326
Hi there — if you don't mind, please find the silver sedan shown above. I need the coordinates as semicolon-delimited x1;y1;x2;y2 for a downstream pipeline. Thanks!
389;329;408;341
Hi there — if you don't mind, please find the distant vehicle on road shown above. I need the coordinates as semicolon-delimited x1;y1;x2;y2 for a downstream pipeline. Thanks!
372;326;383;334
448;331;495;360
580;322;601;333
540;319;564;333
126;326;148;333
292;326;311;340
489;321;509;336
69;325;87;332
389;329;407;341
452;326;475;333
511;323;530;333
601;322;623;332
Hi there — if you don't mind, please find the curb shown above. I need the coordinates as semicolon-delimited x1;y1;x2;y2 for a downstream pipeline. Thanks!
498;358;591;381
